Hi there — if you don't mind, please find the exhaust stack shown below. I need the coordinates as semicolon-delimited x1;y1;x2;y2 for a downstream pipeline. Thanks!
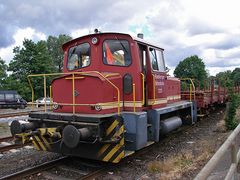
137;33;144;39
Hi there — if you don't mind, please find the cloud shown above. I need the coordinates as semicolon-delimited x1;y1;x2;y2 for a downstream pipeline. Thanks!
0;0;155;48
0;27;46;64
208;66;239;76
0;24;15;47
206;35;240;50
186;18;223;36
1;0;240;76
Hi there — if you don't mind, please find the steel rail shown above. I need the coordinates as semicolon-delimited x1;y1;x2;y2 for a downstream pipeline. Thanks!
0;156;108;180
79;167;109;180
0;136;13;143
0;112;29;118
0;109;42;118
0;156;68;180
0;143;28;153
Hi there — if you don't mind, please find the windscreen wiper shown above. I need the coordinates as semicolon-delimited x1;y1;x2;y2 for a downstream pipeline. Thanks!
114;36;128;54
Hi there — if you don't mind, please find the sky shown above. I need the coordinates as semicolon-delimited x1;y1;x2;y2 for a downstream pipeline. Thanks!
0;0;240;76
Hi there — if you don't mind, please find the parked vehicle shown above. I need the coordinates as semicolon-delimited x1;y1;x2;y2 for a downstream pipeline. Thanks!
35;97;52;107
0;90;27;109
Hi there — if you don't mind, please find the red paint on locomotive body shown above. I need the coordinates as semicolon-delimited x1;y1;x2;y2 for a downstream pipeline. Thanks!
51;33;181;114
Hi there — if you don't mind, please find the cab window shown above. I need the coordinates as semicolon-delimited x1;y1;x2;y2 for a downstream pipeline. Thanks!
103;40;131;66
67;43;90;70
149;48;165;72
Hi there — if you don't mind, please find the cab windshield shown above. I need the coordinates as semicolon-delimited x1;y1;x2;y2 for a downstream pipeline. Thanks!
67;43;91;70
103;40;131;66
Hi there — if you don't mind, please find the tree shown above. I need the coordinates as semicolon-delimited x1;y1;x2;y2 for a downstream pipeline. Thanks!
216;70;232;87
174;55;208;87
8;39;54;100
47;34;72;72
231;68;240;85
0;57;7;89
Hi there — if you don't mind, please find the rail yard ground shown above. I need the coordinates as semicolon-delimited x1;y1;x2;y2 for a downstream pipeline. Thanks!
0;107;239;179
97;107;240;180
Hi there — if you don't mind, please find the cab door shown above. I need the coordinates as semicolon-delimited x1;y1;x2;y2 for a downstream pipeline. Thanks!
147;47;167;108
138;44;148;107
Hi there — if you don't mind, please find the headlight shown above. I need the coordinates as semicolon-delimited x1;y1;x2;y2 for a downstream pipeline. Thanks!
95;104;102;111
53;103;59;110
92;37;98;45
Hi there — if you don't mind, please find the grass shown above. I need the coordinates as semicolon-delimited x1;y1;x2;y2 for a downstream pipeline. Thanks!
146;141;214;179
146;108;237;179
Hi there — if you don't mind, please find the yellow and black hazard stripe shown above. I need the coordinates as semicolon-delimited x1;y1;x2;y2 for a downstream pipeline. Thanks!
97;117;125;163
32;135;52;151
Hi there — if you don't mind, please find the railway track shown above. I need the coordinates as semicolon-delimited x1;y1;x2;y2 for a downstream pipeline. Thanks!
0;157;67;180
0;136;12;143
0;143;27;153
0;156;109;180
0;106;48;119
0;112;30;118
0;109;42;118
0;136;32;153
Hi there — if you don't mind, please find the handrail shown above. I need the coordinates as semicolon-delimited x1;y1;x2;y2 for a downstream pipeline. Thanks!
141;73;145;106
133;83;136;112
27;71;121;115
180;78;196;101
43;75;47;112
195;122;240;180
190;84;192;101
72;73;75;114
152;74;156;105
49;85;52;110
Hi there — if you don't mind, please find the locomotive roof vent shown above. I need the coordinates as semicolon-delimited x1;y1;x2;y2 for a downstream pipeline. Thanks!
137;33;144;39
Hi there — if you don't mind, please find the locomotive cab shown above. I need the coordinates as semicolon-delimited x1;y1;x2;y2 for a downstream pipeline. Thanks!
51;32;181;114
53;33;146;114
11;32;197;163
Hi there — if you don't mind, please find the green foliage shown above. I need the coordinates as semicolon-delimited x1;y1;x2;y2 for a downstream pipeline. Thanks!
0;57;8;89
47;34;72;72
225;93;240;130
174;55;208;88
231;68;240;85
1;34;72;101
216;68;240;130
7;39;54;100
216;70;232;87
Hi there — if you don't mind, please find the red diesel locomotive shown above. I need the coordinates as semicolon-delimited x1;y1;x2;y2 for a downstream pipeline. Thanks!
11;32;200;163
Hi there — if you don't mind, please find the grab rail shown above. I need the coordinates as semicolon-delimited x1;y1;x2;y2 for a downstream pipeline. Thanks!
27;71;121;115
180;78;196;101
133;83;136;112
152;74;156;105
140;73;145;105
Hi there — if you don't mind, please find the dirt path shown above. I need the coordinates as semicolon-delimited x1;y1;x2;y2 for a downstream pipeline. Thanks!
98;108;238;180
